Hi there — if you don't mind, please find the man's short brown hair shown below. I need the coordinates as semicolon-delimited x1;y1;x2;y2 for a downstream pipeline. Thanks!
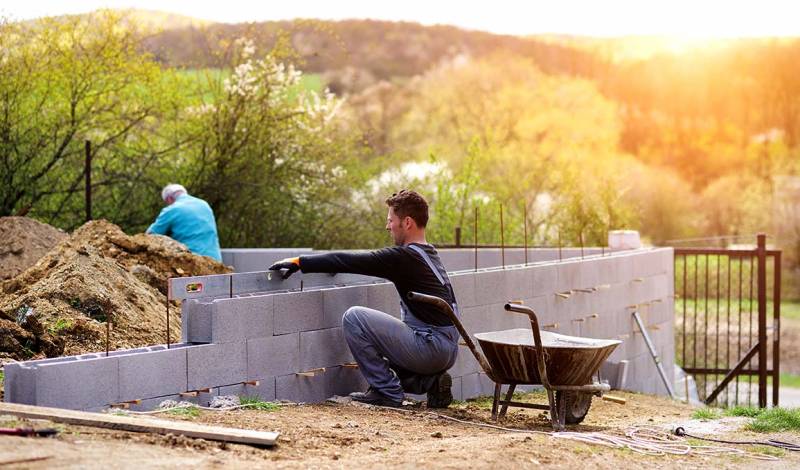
386;189;429;228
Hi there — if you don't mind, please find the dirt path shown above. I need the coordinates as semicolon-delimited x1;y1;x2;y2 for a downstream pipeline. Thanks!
1;391;796;469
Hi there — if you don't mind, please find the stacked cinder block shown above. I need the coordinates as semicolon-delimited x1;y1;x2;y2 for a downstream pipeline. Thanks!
4;247;674;411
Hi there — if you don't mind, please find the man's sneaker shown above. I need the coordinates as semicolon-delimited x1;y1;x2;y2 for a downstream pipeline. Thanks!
350;389;402;408
426;372;453;409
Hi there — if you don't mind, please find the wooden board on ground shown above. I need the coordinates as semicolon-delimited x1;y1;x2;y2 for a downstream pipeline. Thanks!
0;402;279;446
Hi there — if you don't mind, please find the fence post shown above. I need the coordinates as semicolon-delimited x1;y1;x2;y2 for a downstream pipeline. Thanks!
454;227;462;247
773;251;781;407
85;140;92;222
757;233;767;408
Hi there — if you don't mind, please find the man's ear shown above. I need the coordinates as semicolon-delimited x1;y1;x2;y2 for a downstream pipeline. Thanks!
404;216;415;230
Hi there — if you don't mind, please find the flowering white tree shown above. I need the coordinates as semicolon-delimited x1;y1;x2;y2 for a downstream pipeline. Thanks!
179;38;359;247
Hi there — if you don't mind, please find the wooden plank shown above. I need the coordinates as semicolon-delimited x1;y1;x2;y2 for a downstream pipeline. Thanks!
0;402;279;446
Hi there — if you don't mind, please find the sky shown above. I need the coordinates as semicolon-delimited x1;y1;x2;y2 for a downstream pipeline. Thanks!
1;0;798;37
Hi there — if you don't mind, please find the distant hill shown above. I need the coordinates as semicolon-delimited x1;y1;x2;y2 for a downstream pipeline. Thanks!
17;8;212;35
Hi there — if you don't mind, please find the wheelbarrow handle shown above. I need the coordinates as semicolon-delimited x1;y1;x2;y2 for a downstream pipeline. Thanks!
407;291;496;379
503;303;552;390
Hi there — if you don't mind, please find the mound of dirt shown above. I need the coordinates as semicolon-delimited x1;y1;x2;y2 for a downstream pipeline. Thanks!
0;219;231;362
0;216;68;281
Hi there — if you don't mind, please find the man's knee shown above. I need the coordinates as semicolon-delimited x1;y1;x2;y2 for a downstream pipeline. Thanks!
342;306;366;333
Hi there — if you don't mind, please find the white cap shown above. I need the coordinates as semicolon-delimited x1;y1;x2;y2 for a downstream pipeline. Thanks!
161;184;187;201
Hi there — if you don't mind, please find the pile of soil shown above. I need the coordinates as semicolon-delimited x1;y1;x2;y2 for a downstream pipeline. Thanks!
0;219;231;362
0;216;68;281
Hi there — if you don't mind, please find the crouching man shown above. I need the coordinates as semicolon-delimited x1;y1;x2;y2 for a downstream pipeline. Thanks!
269;190;458;408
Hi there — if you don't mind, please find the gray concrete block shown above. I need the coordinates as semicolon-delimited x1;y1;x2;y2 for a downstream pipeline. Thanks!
231;248;312;274
276;373;328;403
366;282;401;318
247;333;299;379
580;258;601;290
221;250;235;267
505;267;534;302
438;250;474;272
217;377;276;402
460;305;492;335
187;342;246;390
477;373;496;396
3;362;39;405
531;263;558;297
450;273;477;308
473;269;508;306
181;299;212;343
273;290;324;335
211;295;273;343
118;347;188;402
461;373;482;400
451;375;464;401
556;260;581;293
326;365;367;397
322;285;369;329
449;347;481;377
36;356;119;410
299;328;352;371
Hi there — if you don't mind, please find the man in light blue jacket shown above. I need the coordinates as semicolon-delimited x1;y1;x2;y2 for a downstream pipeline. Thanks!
147;184;222;262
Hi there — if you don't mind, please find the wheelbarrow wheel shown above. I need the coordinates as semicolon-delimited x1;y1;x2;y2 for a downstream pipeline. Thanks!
555;391;592;424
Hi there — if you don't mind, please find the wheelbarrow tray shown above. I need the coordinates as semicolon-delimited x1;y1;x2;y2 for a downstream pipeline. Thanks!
475;329;621;386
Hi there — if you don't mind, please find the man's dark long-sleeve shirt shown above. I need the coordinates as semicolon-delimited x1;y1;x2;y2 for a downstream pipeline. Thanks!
299;243;457;327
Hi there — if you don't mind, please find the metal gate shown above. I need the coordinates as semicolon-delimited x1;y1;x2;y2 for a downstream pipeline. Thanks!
674;234;781;407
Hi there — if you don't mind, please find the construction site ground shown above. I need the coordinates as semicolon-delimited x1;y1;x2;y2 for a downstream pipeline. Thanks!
1;391;797;469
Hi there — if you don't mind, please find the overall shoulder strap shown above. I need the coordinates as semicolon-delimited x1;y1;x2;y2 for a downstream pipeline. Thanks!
407;244;446;285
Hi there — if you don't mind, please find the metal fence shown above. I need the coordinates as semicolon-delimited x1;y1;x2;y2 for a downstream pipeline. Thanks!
674;234;781;407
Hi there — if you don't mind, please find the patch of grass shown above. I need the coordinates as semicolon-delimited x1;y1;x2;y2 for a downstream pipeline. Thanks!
750;445;785;458
164;405;200;418
780;301;800;321
744;408;800;432
239;396;280;411
48;318;74;335
778;373;800;389
724;406;763;418
692;408;722;420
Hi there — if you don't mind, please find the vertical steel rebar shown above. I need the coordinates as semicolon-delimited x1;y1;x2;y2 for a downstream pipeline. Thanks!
474;207;478;272
757;234;767;408
499;203;505;269
105;316;110;357
558;230;562;262
523;201;528;266
166;298;171;350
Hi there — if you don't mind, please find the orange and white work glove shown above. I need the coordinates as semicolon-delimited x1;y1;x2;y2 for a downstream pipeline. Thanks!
268;257;300;279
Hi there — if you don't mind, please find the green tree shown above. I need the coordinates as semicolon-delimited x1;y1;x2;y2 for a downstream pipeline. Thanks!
0;12;180;227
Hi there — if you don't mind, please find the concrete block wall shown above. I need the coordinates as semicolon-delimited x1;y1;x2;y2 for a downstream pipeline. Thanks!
220;247;623;273
4;247;674;411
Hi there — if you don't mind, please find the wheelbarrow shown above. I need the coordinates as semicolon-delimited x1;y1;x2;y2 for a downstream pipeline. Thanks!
407;292;621;431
